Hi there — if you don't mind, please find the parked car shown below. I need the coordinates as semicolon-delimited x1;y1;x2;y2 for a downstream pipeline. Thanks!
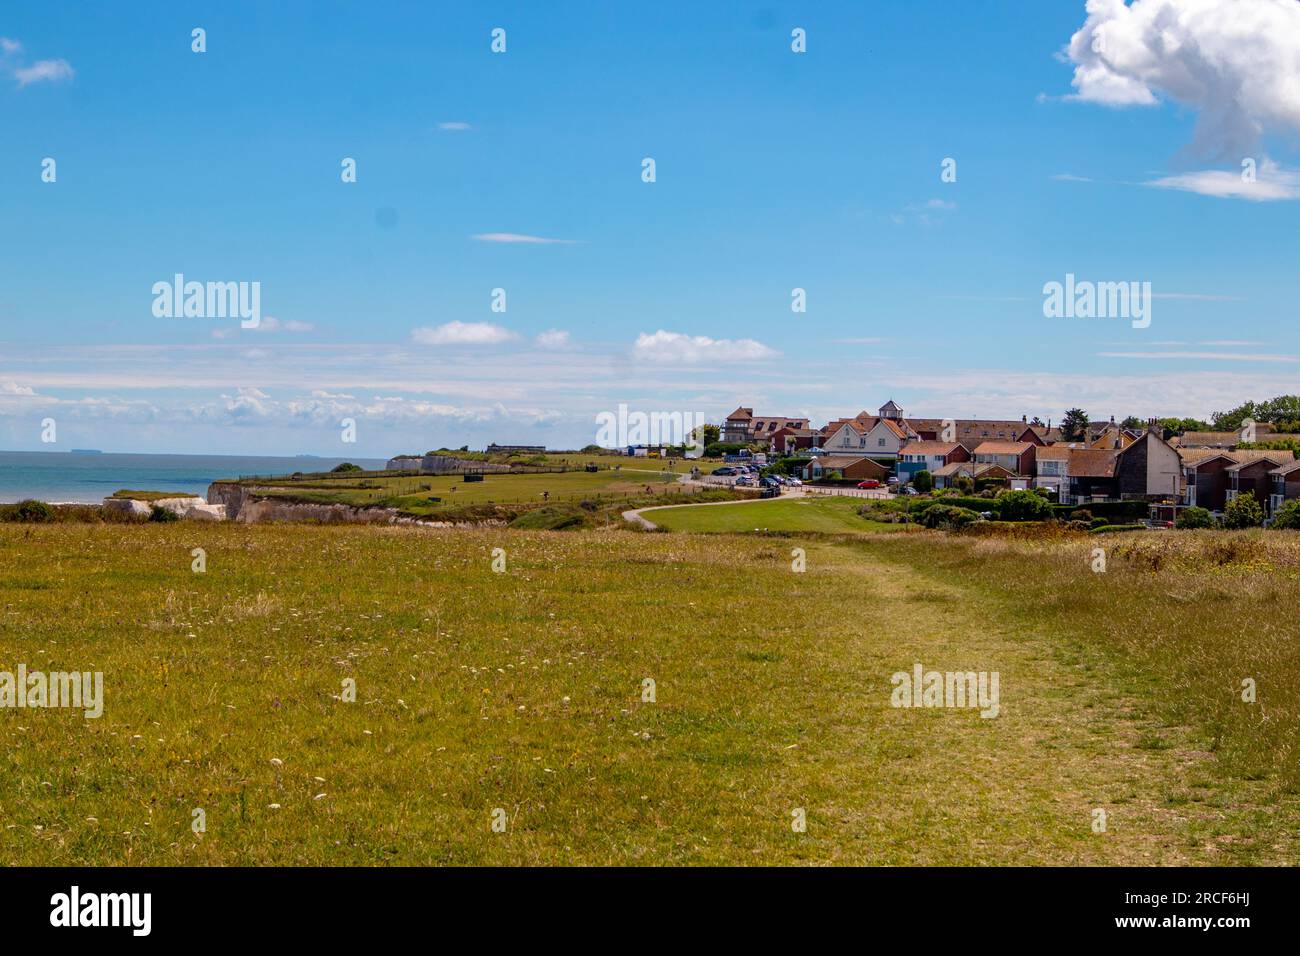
760;476;781;488
902;487;918;496
712;466;736;476
786;477;802;487
735;475;757;486
857;479;882;489
886;476;900;485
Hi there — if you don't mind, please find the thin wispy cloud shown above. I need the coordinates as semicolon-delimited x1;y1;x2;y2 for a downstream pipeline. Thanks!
437;121;472;131
1051;173;1093;183
471;233;579;245
535;329;571;349
1098;351;1299;363
1145;163;1300;202
1;36;73;87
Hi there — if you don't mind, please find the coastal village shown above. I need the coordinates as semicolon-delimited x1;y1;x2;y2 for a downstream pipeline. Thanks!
707;399;1298;524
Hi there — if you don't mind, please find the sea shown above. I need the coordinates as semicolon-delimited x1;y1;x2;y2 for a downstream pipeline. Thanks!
0;451;387;504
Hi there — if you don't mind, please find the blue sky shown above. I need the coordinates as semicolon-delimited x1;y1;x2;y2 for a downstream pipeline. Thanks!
3;0;1299;455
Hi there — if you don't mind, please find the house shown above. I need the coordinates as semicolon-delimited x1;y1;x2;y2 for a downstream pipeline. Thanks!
896;441;970;482
1178;449;1294;514
1112;424;1181;499
972;441;1037;477
1268;461;1300;516
821;418;872;455
931;461;1016;490
1032;445;1074;500
862;417;909;459
1172;425;1274;450
722;407;753;443
770;426;816;455
1226;454;1293;512
902;417;1043;453
723;407;810;447
802;456;891;483
1062;449;1120;504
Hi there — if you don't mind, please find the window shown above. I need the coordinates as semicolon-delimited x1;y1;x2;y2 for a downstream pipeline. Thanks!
878;438;886;447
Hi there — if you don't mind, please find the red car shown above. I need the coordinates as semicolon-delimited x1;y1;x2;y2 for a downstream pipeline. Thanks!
856;479;881;489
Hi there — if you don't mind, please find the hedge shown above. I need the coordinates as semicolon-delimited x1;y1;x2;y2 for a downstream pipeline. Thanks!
1090;524;1146;534
1050;501;1149;521
909;496;996;514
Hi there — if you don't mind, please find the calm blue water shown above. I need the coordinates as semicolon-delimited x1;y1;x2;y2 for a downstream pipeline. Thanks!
0;451;387;504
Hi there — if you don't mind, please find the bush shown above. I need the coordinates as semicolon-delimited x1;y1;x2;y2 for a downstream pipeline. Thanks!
1071;509;1093;523
1271;499;1300;530
1175;506;1215;530
331;462;363;473
921;504;982;530
953;476;974;494
994;489;1053;522
912;470;933;493
1090;524;1146;534
10;499;55;523
1222;494;1264;529
148;504;180;522
909;496;992;515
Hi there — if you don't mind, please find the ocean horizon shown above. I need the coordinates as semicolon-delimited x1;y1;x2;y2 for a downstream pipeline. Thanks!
0;450;387;504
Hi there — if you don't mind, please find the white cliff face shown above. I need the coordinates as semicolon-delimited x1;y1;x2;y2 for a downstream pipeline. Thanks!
103;496;228;520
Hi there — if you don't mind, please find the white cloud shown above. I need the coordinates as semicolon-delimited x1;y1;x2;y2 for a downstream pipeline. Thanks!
14;58;73;87
1098;351;1299;362
437;122;472;131
633;330;778;364
1144;161;1300;201
471;233;579;244
535;329;571;349
1051;173;1094;183
254;316;315;333
1063;0;1300;158
0;38;21;55
1;381;36;396
411;321;518;346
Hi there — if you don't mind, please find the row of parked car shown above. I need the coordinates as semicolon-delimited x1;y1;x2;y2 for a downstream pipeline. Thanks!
711;465;802;489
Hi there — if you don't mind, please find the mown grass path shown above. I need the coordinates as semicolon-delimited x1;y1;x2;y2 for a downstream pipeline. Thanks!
0;524;1293;864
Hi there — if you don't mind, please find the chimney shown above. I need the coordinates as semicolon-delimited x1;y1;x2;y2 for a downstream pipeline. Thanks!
1022;414;1027;423
1147;417;1161;436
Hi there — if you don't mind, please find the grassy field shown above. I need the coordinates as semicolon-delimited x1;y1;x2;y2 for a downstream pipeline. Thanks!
645;495;907;534
1;522;1297;865
238;465;688;516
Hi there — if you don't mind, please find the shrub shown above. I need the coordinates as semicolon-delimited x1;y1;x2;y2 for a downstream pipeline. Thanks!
331;462;363;473
921;504;982;530
1271;499;1300;530
10;499;55;523
1071;508;1093;523
954;476;974;494
994;489;1052;522
1175;506;1215;530
1090;524;1146;534
912;469;933;493
148;504;180;522
1222;494;1264;530
1065;519;1091;532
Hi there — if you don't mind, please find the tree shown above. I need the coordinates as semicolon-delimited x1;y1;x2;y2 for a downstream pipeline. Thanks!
1271;499;1300;530
332;462;362;473
1060;408;1090;442
954;475;974;494
994;489;1052;521
1222;494;1264;529
1175;506;1214;529
913;469;933;493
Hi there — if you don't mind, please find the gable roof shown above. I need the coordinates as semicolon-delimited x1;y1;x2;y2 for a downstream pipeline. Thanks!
871;418;908;440
973;441;1033;455
1270;460;1300;477
1066;448;1119;478
1225;453;1293;472
726;407;753;421
899;441;964;457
